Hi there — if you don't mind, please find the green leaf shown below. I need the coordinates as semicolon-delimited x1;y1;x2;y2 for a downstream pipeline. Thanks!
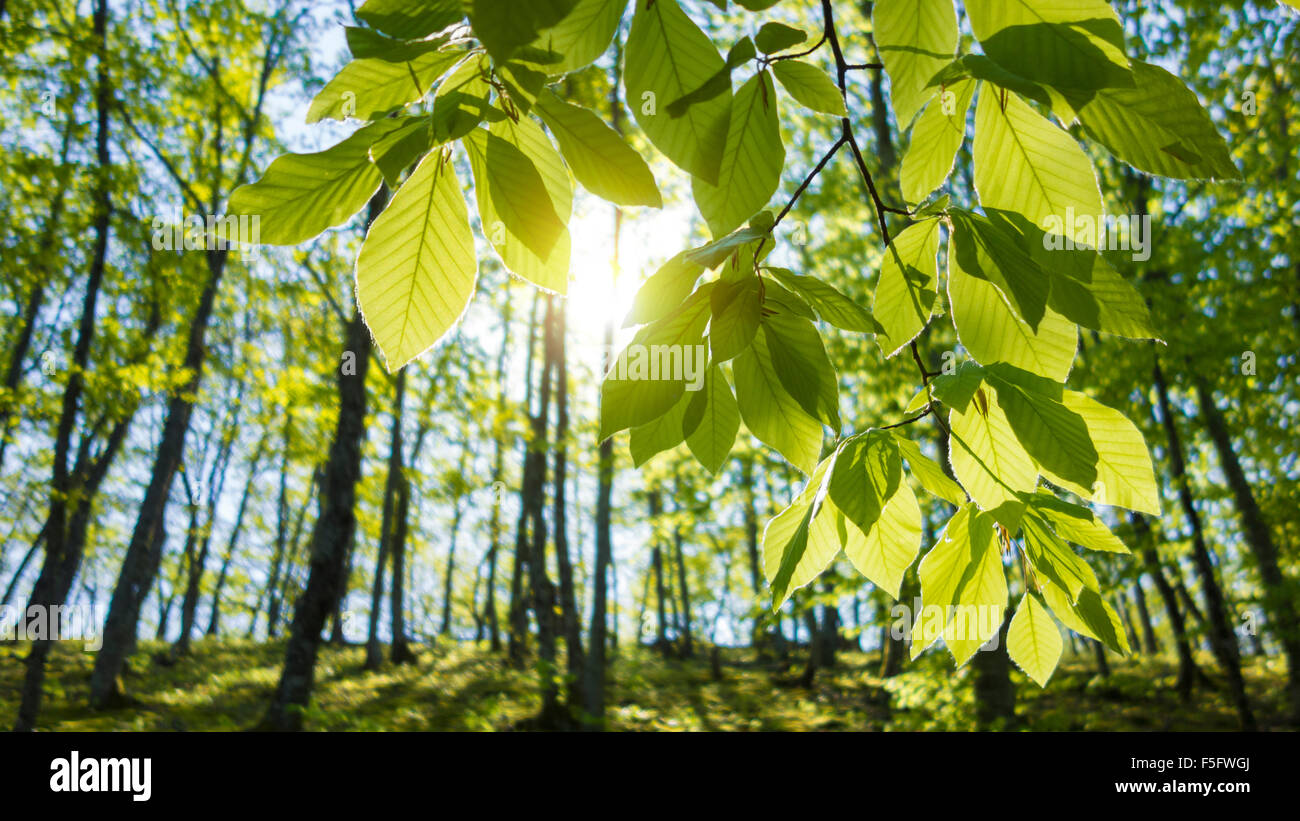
708;276;762;361
755;22;807;54
1022;513;1100;602
355;149;478;371
346;27;453;62
535;89;662;207
464;128;565;261
684;222;771;270
1077;59;1239;180
873;0;959;127
973;87;1102;245
465;117;573;292
529;0;628;75
765;268;881;333
624;251;704;327
629;390;691;466
693;70;784;238
356;0;463;40
1048;253;1158;340
844;480;923;598
926;54;1053;109
901;78;973;205
930;360;984;413
963;0;1132;94
949;208;1050;331
872;218;941;358
228;120;402;246
948;389;1037;523
761;313;841;432
769;59;846;117
369;116;435;187
985;364;1099;489
470;0;579;63
912;503;1007;665
1026;491;1130;553
1042;583;1131;655
893;433;966;506
307;50;463;124
760;278;816;321
369;92;495;186
948;250;1078;382
726;37;758;69
684;365;741;474
762;457;837;607
600;286;712;439
733;325;825;474
625;0;732;184
828;431;901;540
1041;390;1160;515
1007;593;1062;687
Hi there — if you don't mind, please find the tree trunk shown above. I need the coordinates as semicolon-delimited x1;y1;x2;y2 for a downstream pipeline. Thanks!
14;0;115;731
1091;638;1112;678
972;612;1016;730
1131;580;1160;655
365;372;405;671
89;244;229;708
1152;355;1255;730
483;298;511;652
257;189;386;731
205;437;267;637
265;417;294;640
550;300;585;705
439;495;465;637
525;296;564;728
507;293;544;668
1116;590;1141;655
650;493;671;658
389;471;414;663
0;103;76;475
1193;374;1300;720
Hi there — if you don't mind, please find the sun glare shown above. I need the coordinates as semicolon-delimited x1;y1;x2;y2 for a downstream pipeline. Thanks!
564;203;695;363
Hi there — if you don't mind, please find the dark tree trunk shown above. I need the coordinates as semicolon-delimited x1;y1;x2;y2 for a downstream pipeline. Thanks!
389;471;414;664
1091;638;1112;678
1116;590;1141;655
1152;356;1255;730
650;493;671;658
550;300;584;706
507;293;544;668
0;105;75;475
483;298;511;652
15;0;115;731
972;612;1016;730
1133;514;1201;701
205;437;267;637
265;417;294;640
1132;581;1160;656
89;243;229;709
257;189;385;731
1193;374;1300;721
525;296;564;728
365;372;405;671
438;497;465;637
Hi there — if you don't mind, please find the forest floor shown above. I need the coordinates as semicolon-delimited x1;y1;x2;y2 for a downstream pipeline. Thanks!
0;639;1291;731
